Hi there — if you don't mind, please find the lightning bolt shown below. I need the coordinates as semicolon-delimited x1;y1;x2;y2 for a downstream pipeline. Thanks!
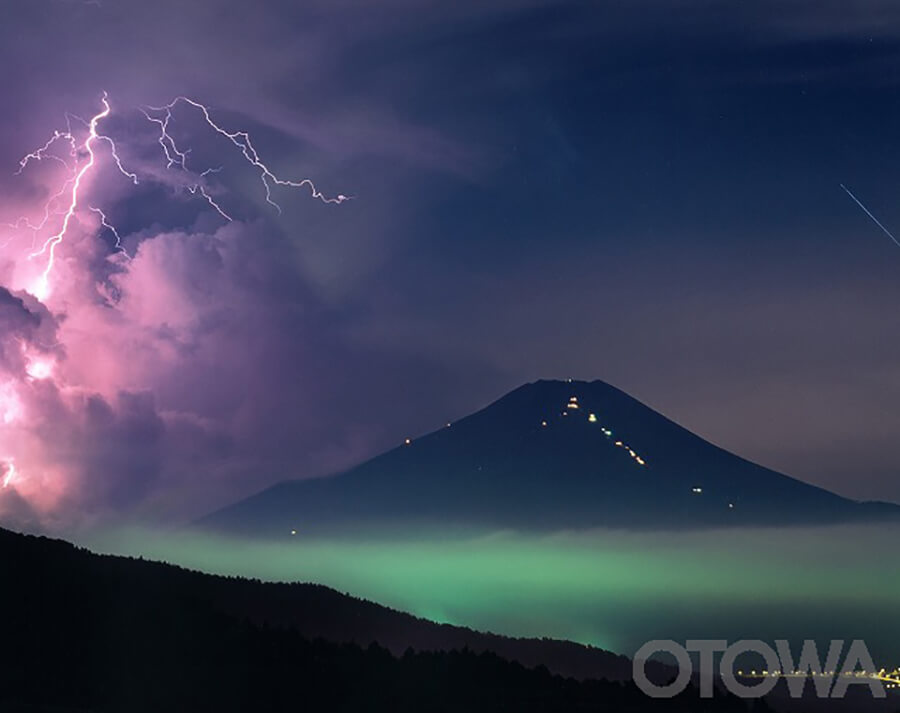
2;460;17;489
88;206;129;257
2;92;349;494
840;183;900;249
19;92;137;300
142;97;351;214
8;92;351;302
16;127;78;175
189;168;233;222
8;121;81;250
137;105;235;220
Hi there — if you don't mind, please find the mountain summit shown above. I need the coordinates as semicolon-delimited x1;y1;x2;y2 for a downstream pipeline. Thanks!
200;379;899;535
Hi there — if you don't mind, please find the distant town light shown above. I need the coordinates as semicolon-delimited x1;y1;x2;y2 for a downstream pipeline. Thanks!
290;529;297;536
692;487;703;494
404;438;411;445
588;413;597;422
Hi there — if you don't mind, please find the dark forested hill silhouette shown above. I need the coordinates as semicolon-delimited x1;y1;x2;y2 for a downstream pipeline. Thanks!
0;526;761;713
200;380;899;537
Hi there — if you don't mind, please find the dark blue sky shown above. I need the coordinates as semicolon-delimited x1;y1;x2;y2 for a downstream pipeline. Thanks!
1;0;899;522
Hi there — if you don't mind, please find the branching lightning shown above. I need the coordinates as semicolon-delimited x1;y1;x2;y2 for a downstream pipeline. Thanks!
142;97;351;214
0;91;348;499
7;91;348;303
8;123;81;248
16;128;77;174
190;168;233;222
89;206;129;257
17;92;138;299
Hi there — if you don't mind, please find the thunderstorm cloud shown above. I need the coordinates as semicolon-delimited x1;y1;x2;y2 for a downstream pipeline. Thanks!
2;0;900;529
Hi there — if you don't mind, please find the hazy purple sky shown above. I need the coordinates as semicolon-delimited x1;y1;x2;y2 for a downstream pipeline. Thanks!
1;0;900;528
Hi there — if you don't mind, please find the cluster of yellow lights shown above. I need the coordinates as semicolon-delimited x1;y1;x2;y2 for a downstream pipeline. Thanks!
738;668;900;688
602;423;648;465
556;398;732;508
550;396;648;467
549;396;740;509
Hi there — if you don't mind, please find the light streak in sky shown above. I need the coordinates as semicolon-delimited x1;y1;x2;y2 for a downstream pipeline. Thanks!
840;183;900;249
142;96;351;214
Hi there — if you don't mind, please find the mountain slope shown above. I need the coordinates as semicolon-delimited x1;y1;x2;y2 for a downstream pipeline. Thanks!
0;526;720;713
201;379;899;536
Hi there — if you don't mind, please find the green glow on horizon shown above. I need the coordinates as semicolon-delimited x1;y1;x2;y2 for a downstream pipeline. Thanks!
84;523;900;662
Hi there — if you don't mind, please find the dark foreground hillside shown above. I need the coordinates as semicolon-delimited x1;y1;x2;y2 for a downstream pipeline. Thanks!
0;527;758;713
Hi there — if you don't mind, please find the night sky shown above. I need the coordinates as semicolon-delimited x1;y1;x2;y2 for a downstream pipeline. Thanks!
1;0;900;528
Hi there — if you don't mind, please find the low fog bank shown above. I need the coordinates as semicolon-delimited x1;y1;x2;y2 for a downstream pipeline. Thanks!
80;523;900;665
